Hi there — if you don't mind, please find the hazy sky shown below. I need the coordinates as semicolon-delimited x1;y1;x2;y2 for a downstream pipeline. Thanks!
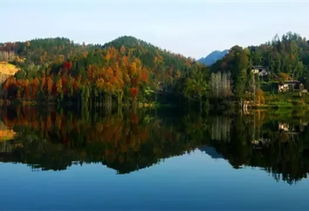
1;0;308;58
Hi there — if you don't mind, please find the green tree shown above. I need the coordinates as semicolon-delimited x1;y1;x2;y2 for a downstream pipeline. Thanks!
183;67;208;106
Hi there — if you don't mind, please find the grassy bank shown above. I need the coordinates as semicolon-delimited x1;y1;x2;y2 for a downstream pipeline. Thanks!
252;92;309;109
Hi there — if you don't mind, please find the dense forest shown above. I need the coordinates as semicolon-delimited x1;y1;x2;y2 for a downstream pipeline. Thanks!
1;32;309;108
210;32;309;106
0;36;207;108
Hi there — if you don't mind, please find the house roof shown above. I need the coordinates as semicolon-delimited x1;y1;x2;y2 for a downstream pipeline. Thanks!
282;80;302;85
252;65;266;69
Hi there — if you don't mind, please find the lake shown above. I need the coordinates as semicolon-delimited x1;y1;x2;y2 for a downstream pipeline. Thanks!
1;106;309;210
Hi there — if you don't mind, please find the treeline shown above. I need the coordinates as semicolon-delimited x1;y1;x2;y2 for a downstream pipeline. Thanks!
250;33;309;78
209;32;309;104
0;36;207;107
210;46;249;101
2;32;309;108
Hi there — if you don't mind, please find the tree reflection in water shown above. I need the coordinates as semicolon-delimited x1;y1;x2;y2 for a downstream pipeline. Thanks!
1;106;309;184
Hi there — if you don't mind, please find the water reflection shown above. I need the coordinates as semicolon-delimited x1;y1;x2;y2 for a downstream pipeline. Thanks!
1;106;309;183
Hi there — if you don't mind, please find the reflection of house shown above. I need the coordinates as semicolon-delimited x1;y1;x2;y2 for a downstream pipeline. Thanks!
278;122;304;135
279;123;290;132
251;138;271;149
251;66;268;77
278;81;304;93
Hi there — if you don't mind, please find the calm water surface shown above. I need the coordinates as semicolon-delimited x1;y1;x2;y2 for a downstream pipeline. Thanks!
1;106;309;210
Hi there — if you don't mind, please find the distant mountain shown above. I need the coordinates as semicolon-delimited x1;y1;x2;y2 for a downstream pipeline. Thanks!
198;50;228;66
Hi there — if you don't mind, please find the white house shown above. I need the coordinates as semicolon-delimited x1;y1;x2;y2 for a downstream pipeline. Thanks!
251;66;268;77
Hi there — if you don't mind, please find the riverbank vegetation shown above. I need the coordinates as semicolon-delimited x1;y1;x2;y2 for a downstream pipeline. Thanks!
209;32;309;109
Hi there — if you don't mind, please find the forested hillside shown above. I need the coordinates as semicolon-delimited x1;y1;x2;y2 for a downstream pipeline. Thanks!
0;36;206;107
209;32;309;106
1;32;309;109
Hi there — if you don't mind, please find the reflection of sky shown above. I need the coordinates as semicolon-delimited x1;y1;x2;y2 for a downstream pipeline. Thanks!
1;150;309;210
1;0;308;58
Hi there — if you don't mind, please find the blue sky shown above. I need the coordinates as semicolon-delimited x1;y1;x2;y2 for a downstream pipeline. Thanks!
1;0;308;58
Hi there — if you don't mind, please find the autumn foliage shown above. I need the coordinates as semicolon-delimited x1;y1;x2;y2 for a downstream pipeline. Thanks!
0;36;202;105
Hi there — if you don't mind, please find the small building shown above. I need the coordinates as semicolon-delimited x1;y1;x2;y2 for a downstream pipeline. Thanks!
251;66;268;77
278;80;304;93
